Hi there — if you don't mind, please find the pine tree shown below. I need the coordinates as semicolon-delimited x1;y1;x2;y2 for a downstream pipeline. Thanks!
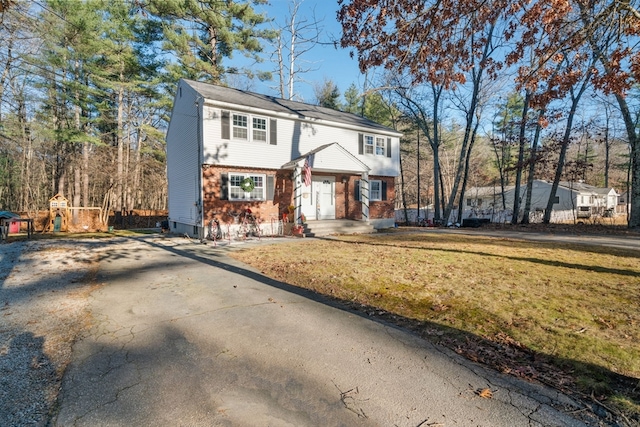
141;0;272;83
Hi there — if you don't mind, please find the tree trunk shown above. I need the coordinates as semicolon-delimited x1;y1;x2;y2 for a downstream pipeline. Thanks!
543;73;592;223
399;143;409;225
613;93;639;228
73;163;81;219
511;91;531;224
430;83;442;221
521;109;545;224
457;120;480;224
287;10;296;100
443;22;494;223
116;76;124;212
83;141;89;207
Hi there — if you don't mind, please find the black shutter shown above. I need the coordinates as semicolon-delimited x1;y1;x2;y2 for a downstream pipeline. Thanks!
358;133;363;155
269;119;277;145
220;173;229;200
221;110;230;140
382;180;388;200
266;175;275;200
355;180;360;201
387;138;392;158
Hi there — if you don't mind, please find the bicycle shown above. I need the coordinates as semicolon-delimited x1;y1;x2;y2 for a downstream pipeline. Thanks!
234;209;261;240
204;215;223;244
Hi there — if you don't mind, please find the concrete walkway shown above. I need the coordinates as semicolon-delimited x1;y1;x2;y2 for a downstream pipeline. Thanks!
54;235;590;426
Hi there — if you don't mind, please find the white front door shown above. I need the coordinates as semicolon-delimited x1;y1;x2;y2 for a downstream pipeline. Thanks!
301;176;335;220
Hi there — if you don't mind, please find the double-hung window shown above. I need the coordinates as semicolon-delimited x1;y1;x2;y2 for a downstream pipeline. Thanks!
229;173;265;200
232;114;248;140
375;137;385;155
370;180;382;201
252;117;267;142
365;135;374;154
360;133;390;157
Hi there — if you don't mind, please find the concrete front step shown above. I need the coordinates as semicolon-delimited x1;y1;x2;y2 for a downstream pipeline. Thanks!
302;220;376;237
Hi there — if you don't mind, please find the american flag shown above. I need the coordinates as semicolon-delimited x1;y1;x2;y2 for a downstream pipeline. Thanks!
303;157;311;187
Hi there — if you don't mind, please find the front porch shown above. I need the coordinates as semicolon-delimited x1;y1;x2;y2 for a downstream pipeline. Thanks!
282;143;372;225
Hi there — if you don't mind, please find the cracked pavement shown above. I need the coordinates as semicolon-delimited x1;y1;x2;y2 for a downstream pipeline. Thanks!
53;235;591;426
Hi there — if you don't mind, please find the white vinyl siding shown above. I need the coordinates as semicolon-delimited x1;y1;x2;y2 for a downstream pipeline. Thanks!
167;82;201;225
202;105;401;176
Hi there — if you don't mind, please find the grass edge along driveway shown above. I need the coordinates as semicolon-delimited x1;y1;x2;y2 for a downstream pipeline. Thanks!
229;231;640;423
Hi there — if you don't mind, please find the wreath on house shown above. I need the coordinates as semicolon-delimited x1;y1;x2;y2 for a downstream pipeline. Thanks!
240;177;255;192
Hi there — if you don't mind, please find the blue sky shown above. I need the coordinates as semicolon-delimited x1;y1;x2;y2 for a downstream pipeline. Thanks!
229;0;367;103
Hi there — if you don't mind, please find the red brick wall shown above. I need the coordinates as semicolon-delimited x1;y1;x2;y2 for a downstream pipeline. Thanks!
202;166;396;223
344;175;395;220
202;166;292;224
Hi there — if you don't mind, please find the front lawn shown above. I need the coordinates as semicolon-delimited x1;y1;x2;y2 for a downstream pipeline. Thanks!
229;231;640;422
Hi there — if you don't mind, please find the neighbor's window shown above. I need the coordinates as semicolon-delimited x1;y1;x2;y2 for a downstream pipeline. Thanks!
370;180;382;201
229;173;265;200
375;137;385;155
252;117;267;142
365;135;374;154
232;113;248;140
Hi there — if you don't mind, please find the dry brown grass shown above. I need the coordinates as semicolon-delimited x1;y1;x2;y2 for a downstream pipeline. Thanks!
229;231;640;421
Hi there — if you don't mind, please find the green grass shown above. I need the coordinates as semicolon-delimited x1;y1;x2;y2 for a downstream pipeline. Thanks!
229;232;640;421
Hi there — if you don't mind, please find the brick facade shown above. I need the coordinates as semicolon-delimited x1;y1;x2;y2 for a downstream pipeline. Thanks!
202;165;395;225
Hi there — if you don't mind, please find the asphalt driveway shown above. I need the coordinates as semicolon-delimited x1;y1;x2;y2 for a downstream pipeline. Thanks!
53;234;591;426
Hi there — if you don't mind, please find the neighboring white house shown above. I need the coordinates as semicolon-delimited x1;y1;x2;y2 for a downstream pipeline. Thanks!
462;180;619;223
166;79;403;237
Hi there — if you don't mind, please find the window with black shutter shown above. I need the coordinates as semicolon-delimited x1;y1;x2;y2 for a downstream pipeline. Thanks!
269;119;277;145
220;173;229;200
221;110;230;140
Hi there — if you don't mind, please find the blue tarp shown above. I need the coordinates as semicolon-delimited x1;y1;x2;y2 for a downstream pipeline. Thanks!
0;211;20;219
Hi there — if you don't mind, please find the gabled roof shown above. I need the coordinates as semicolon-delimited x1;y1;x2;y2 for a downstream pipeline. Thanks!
181;79;400;135
559;181;617;195
282;143;370;173
466;185;513;198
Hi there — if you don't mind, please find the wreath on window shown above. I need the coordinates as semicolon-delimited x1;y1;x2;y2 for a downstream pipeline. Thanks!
240;177;255;192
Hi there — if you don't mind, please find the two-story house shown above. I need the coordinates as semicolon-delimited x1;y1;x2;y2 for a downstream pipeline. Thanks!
166;79;402;238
